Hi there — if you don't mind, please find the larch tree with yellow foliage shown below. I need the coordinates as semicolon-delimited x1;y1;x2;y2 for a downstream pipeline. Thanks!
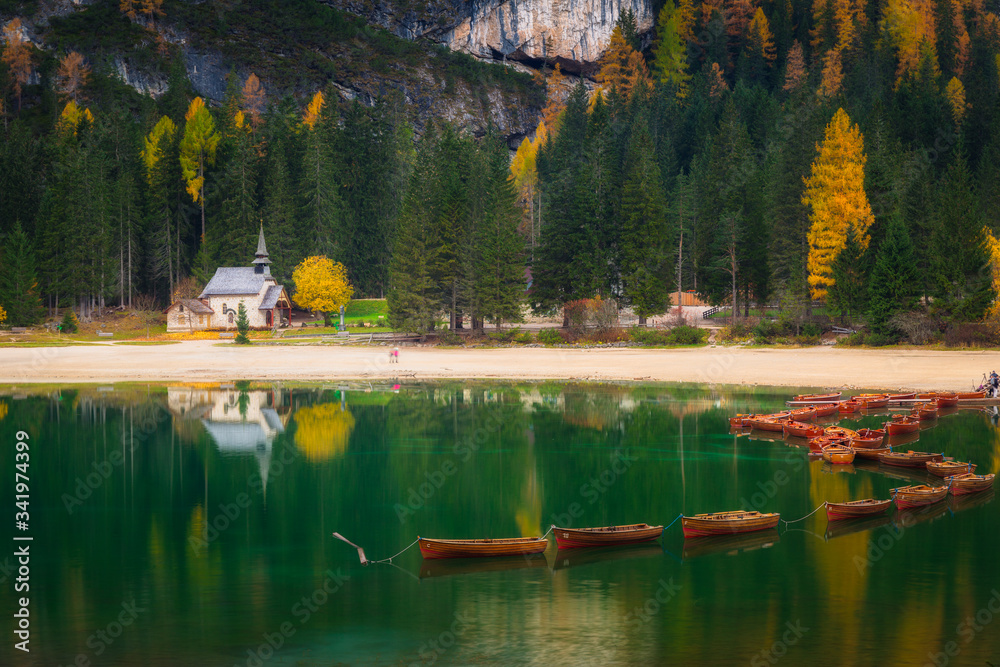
597;26;651;102
2;19;32;111
652;0;693;97
292;255;353;326
509;122;547;254
179;97;220;246
142;115;179;293
802;108;873;300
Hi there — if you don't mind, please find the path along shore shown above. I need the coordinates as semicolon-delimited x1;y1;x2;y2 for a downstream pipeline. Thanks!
1;341;999;390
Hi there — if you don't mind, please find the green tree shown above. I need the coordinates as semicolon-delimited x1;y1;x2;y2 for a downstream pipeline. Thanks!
299;91;342;260
234;301;250;344
179;97;220;274
868;216;918;335
827;222;867;320
0;221;44;326
652;0;692;97
215;112;259;266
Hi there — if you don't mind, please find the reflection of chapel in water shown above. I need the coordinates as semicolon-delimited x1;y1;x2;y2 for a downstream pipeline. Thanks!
167;386;292;491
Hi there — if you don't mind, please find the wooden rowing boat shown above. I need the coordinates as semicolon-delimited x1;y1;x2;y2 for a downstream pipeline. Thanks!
822;445;856;464
729;414;759;427
852;428;886;448
889;392;916;400
838;400;862;413
552;523;663;549
824;426;858;442
793;392;842;402
885;415;920;435
880;450;944;467
747;416;788;432
418;536;549;559
782;420;825;438
856;393;890;409
681;511;780;538
912;402;938;420
855;445;891;460
812;403;839;417
946;472;995;495
788;407;817;421
926;461;977;477
917;392;959;406
892;484;949;509
809;434;850;451
957;391;986;400
825;498;892;521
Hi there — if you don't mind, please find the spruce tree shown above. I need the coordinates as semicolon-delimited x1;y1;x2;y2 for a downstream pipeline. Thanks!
828;223;867;321
234;301;251;344
868;216;918;335
0;221;44;326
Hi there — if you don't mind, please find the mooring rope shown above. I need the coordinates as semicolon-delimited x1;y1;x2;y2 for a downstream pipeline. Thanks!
332;532;421;566
664;513;684;532
781;502;826;525
541;525;554;539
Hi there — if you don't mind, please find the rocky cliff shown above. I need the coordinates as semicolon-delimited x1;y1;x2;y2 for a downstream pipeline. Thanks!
324;0;654;70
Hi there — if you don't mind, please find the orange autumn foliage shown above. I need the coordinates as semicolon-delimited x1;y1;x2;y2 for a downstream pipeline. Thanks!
597;26;652;102
54;51;90;103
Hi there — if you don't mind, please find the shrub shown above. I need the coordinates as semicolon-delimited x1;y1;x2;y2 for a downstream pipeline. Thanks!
60;309;78;334
563;297;619;334
890;311;937;345
488;328;520;343
514;331;534;344
437;330;462;346
538;328;564;345
630;327;672;346
793;334;821;345
944;323;996;348
864;332;894;347
752;319;777;343
801;322;822;338
841;332;865;346
667;325;707;345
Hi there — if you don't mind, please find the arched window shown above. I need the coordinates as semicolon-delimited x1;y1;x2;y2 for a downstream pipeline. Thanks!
228;312;235;324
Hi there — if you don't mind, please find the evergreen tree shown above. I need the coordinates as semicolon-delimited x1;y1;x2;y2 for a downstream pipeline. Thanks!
299;92;342;261
619;121;672;323
215;111;259;266
234;301;250;344
827;222;867;320
0;221;44;326
868;216;918;335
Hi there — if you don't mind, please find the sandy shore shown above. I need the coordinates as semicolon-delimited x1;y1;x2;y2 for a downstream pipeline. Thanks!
1;341;999;390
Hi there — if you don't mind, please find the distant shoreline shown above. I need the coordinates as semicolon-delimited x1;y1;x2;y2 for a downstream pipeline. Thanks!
1;341;998;391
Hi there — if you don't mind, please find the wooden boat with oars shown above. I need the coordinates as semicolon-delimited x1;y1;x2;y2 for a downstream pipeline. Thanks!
747;416;790;432
926;460;977;477
782;420;825;438
880;450;944;468
917;392;960;406
957;391;986;401
787;407;818;422
892;484;949;509
418;536;549;559
812;403;839;417
855;445;892;460
681;511;780;538
825;498;892;521
793;392;842;403
889;392;916;401
853;428;886;448
822;444;856;464
824;426;858;441
838;399;862;414
552;523;663;549
856;393;890;409
809;434;850;451
885;414;920;435
912;402;938;420
946;472;995;495
730;414;758;428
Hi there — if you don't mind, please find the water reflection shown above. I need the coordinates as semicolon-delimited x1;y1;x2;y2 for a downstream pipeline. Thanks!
0;381;998;666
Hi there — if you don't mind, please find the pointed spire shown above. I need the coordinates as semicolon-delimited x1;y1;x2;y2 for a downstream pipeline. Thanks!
252;223;272;266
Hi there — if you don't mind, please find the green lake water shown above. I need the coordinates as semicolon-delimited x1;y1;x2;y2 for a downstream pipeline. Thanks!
1;382;999;666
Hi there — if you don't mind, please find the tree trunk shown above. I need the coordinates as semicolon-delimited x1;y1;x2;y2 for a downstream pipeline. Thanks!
639;315;647;326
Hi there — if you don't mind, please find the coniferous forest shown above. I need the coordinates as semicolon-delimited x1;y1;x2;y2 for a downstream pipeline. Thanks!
4;0;1000;342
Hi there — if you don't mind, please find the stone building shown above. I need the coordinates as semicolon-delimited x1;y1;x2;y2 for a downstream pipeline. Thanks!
165;227;292;332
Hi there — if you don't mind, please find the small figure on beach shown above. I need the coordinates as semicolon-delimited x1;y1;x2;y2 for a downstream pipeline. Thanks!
389;347;399;364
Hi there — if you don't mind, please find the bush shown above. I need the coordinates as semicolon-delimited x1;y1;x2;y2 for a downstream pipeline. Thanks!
563;297;619;334
514;331;534;344
793;334;821;345
944;323;996;348
437;330;462;345
864;332;894;347
538;328;564;345
890;311;936;344
752;319;777;343
488;328;520;343
841;332;865;346
60;309;78;334
668;325;707;345
801;322;822;338
631;327;672;345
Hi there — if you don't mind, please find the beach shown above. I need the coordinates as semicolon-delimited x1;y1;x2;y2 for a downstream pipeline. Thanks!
2;341;999;389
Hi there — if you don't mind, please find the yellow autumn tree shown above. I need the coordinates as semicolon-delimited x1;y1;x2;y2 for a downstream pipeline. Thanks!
745;8;776;65
0;304;6;324
241;73;265;127
945;76;968;123
302;90;323;129
2;19;32;111
56;100;94;137
783;40;807;92
597;26;651;101
292;255;353;321
881;0;937;85
540;64;568;136
818;48;844;97
294;403;356;461
986;230;1000;318
178;97;220;244
802;108;874;299
54;51;90;103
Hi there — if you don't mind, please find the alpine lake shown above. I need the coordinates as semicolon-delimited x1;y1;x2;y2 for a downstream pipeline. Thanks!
2;381;999;667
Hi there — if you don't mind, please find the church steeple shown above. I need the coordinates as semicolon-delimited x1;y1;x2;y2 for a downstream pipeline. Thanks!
252;223;271;274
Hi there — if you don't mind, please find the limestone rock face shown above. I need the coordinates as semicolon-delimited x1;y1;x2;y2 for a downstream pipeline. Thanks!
448;0;654;64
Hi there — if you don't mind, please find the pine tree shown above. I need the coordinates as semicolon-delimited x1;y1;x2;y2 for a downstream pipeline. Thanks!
179;97;220;275
299;91;343;260
827;222;867;320
234;301;250;344
142;115;178;295
802;108;874;299
868;216;918;334
619;121;672;323
0;221;44;326
215;111;258;266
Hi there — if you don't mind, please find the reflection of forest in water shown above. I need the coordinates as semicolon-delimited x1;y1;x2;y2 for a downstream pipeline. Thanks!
1;382;999;666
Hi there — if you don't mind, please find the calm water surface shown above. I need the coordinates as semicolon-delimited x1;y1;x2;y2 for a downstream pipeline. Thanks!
1;382;998;666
